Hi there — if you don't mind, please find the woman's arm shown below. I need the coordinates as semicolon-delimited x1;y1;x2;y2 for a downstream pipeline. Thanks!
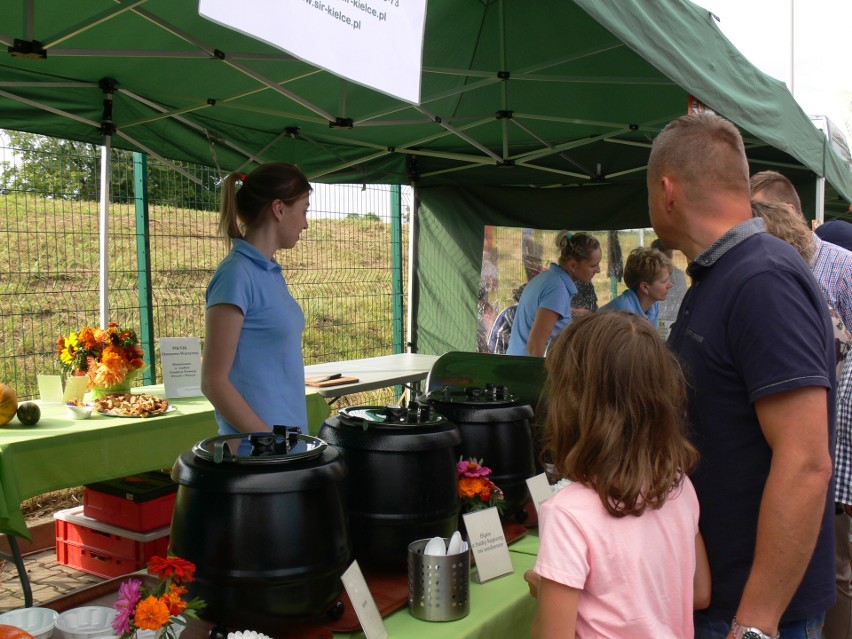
532;576;579;639
200;303;270;434
694;531;712;610
527;308;560;356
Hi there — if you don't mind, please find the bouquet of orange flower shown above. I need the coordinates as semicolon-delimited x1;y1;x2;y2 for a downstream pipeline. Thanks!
56;321;145;390
457;457;506;514
112;556;205;639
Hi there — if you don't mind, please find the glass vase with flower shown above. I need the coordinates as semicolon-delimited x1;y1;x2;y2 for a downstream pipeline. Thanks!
57;322;146;399
112;555;205;639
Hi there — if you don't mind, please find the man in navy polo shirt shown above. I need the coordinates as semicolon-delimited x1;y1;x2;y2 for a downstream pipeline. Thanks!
647;113;836;639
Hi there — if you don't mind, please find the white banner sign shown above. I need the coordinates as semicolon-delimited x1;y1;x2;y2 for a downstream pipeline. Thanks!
199;0;427;104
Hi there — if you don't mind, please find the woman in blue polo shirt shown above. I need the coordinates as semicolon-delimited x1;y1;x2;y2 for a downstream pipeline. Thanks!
599;246;673;326
201;163;311;453
507;232;601;356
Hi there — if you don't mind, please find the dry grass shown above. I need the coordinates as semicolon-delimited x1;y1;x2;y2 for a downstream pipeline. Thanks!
21;487;83;522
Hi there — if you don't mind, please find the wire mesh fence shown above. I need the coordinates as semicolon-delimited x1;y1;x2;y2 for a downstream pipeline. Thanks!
0;133;410;403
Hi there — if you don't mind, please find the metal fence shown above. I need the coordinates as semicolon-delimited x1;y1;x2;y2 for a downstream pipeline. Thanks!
0;133;410;402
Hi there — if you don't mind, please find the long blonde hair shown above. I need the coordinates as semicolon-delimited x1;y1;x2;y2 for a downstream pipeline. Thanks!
218;162;311;240
751;199;815;265
542;311;698;517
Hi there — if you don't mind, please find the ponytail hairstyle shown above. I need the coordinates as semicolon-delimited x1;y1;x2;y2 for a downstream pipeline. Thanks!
557;231;600;267
218;162;312;241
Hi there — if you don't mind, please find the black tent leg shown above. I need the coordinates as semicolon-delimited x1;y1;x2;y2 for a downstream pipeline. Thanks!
0;535;33;607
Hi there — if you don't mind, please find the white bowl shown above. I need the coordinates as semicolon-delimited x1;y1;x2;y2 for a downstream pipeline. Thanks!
64;404;93;420
0;607;58;639
54;607;116;639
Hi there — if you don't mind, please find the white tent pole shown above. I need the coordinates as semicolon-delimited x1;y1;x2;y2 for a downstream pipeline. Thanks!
98;135;112;328
98;81;115;328
815;177;825;225
788;0;795;95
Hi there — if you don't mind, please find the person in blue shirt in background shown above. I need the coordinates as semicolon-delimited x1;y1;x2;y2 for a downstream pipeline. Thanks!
507;232;601;356
599;246;673;326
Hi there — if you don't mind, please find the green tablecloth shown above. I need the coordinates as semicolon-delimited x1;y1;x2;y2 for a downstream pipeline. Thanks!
334;550;539;639
505;529;539;557
0;386;330;539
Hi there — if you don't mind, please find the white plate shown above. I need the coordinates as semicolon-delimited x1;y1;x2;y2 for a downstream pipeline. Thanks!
99;405;176;418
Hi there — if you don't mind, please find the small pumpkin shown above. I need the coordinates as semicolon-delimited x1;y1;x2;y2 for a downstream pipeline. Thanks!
0;624;35;639
0;384;18;427
16;402;40;426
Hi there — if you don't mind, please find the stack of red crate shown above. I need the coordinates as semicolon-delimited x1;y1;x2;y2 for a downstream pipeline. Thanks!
54;470;177;578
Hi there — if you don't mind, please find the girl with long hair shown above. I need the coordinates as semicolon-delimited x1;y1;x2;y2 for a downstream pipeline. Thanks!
531;311;710;638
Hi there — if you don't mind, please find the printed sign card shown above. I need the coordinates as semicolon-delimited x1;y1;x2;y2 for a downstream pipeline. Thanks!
159;337;203;398
526;473;553;516
62;375;89;404
461;507;513;583
341;561;387;639
37;374;63;404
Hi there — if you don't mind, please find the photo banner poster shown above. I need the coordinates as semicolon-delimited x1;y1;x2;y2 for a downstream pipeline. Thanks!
198;0;427;104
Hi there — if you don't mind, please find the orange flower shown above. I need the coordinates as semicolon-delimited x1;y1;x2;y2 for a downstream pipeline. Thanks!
148;556;196;584
458;476;491;500
133;595;171;630
162;585;188;616
77;326;98;350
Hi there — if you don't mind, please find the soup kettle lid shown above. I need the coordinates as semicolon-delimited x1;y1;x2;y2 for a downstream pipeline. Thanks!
192;425;327;465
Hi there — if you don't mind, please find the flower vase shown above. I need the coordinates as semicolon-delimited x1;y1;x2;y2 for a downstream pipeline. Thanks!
90;378;132;399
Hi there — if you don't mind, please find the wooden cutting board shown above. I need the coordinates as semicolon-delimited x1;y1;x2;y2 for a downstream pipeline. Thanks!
305;375;360;387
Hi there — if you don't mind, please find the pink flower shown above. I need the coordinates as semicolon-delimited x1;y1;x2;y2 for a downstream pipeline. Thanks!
457;458;492;478
112;606;133;636
112;578;142;635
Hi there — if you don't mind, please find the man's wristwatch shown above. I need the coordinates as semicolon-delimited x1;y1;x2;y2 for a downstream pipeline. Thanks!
730;617;780;639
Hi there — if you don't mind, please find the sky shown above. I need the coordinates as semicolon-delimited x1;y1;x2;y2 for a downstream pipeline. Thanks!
699;0;852;144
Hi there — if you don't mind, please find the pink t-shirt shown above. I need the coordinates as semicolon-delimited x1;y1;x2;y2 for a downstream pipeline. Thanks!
534;477;699;638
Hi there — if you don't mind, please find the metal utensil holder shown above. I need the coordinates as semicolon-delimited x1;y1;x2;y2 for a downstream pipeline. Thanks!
408;538;470;622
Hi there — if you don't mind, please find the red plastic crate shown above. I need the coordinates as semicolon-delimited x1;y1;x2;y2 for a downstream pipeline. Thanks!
56;540;146;579
54;506;169;578
55;506;170;564
83;488;176;532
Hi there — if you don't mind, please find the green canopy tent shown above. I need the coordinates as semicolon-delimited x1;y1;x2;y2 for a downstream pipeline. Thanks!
2;0;851;353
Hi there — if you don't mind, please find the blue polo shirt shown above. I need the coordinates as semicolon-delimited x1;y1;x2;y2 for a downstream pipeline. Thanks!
598;288;660;326
506;264;577;356
668;218;835;623
206;239;307;448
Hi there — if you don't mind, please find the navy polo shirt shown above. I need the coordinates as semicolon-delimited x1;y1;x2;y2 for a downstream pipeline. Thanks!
668;218;836;623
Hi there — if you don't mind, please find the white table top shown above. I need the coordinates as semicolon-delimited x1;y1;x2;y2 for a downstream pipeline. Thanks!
303;353;441;398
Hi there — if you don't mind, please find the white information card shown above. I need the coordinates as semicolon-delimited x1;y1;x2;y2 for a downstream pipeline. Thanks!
461;507;513;583
62;375;88;404
526;473;553;516
159;337;203;398
341;560;387;639
37;374;63;404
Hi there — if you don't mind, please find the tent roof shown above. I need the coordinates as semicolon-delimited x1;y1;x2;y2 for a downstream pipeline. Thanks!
2;0;850;219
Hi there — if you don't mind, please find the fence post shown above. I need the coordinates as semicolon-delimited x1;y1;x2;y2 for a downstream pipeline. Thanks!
391;184;404;354
391;185;404;400
133;152;156;384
